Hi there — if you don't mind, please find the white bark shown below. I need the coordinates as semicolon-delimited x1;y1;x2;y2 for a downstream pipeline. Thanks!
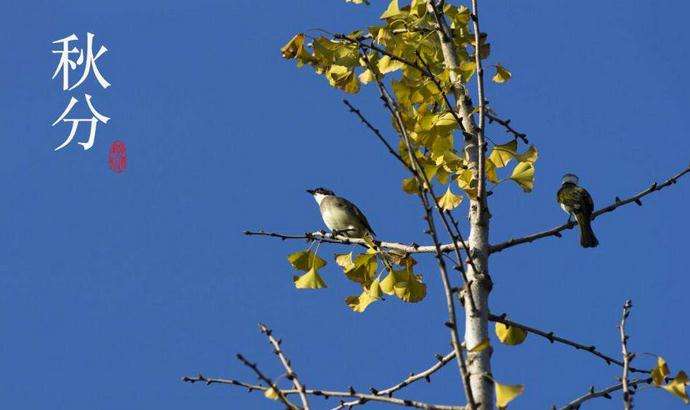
428;2;494;408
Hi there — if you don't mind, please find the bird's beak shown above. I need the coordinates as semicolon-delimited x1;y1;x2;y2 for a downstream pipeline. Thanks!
306;189;315;195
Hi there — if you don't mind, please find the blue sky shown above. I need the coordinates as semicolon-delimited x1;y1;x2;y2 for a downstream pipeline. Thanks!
1;1;689;409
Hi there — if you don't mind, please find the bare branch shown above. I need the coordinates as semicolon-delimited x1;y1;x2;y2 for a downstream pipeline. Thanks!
182;374;467;410
236;353;299;410
490;164;690;254
333;350;456;410
259;323;310;410
619;300;634;410
488;313;650;374
485;110;528;144
343;99;406;165
557;377;651;410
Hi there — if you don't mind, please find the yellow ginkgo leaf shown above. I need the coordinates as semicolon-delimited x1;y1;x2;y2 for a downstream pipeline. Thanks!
346;279;382;313
358;68;376;84
485;158;499;184
662;371;689;404
264;387;279;400
510;161;535;193
492;64;512;84
495;322;527;345
402;177;421;194
380;269;426;302
438;187;462;211
495;381;524;408
456;169;477;199
335;253;355;270
488;140;517;168
377;55;405;74
652;356;670;386
288;250;327;271
293;267;327;289
514;145;539;163
326;65;360;94
468;338;491;353
380;0;404;19
343;252;378;285
280;33;304;59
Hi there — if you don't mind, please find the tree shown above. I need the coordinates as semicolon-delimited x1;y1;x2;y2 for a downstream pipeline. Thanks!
183;1;690;408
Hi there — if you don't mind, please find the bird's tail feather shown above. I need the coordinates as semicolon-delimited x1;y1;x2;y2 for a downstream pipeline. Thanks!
575;213;599;248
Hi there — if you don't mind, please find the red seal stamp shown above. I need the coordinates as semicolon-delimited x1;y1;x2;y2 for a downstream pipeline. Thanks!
108;140;127;173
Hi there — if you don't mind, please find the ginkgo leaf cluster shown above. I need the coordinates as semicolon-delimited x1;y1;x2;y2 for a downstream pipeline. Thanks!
280;0;538;202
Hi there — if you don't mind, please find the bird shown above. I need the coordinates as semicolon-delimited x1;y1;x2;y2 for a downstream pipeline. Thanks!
307;187;375;238
557;173;599;248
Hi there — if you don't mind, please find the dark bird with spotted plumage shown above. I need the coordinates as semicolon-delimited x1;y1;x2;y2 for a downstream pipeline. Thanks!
557;173;599;248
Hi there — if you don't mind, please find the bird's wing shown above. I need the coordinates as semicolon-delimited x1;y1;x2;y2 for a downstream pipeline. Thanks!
336;197;376;236
577;186;595;215
559;186;594;215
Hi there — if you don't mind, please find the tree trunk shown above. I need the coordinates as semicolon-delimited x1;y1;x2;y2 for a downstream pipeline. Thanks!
429;2;494;408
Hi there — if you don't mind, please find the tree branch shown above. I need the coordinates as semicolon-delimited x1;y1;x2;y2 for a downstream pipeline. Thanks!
235;353;299;410
619;300;634;410
490;164;690;254
333;350;456;410
182;374;467;410
259;323;310;410
557;377;651;410
485;109;528;144
488;313;650;374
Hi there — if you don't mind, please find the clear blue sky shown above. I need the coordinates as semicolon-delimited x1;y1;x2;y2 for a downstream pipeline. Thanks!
1;1;689;409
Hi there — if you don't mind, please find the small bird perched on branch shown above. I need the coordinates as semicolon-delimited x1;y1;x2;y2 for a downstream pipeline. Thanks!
557;173;599;248
307;187;375;238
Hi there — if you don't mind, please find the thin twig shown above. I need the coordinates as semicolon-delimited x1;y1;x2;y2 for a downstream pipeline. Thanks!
488;313;649;374
332;350;456;410
485;110;528;144
236;353;299;410
620;300;634;410
182;374;467;410
558;378;651;410
343;99;406;165
259;323;310;410
490;164;690;254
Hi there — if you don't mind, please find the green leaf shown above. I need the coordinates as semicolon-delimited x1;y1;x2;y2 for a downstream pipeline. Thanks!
492;64;512;84
510;161;535;192
288;250;326;271
293;267;327;289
